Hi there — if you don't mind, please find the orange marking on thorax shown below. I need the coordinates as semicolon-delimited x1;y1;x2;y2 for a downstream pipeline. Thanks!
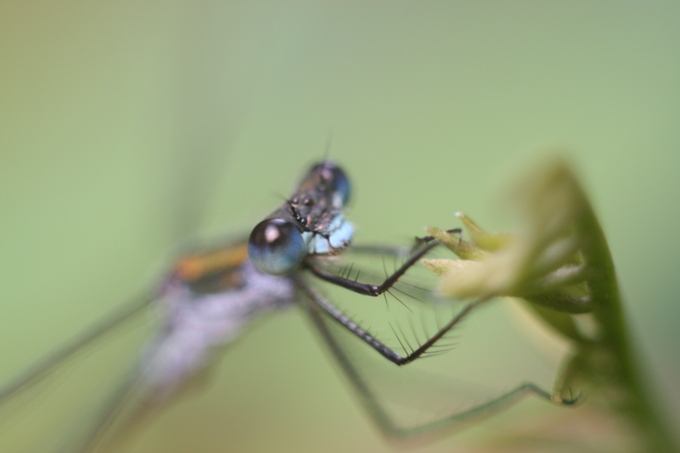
175;243;249;282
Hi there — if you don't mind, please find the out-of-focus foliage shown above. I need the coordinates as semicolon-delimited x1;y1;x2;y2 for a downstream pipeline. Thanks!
425;159;677;451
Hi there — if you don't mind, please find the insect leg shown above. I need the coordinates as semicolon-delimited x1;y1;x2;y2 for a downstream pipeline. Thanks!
298;281;484;366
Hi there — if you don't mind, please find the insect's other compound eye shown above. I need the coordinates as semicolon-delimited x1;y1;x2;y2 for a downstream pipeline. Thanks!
310;161;351;205
327;163;351;205
248;218;305;275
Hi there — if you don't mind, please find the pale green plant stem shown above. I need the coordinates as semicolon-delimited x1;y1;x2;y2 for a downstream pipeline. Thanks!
580;194;676;452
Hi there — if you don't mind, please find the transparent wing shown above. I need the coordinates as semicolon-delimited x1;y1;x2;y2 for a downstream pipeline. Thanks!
301;243;574;437
0;258;297;452
0;294;157;453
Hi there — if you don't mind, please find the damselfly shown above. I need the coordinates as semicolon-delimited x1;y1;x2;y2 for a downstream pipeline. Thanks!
0;161;568;452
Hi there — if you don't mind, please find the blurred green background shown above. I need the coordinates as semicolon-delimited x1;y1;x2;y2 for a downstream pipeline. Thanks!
1;2;679;452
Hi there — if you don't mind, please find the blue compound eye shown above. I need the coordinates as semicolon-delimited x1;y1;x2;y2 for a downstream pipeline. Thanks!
310;161;351;205
329;164;350;205
248;218;305;275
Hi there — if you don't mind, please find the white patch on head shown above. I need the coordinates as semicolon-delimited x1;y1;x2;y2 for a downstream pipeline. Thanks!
330;221;354;248
304;216;353;255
